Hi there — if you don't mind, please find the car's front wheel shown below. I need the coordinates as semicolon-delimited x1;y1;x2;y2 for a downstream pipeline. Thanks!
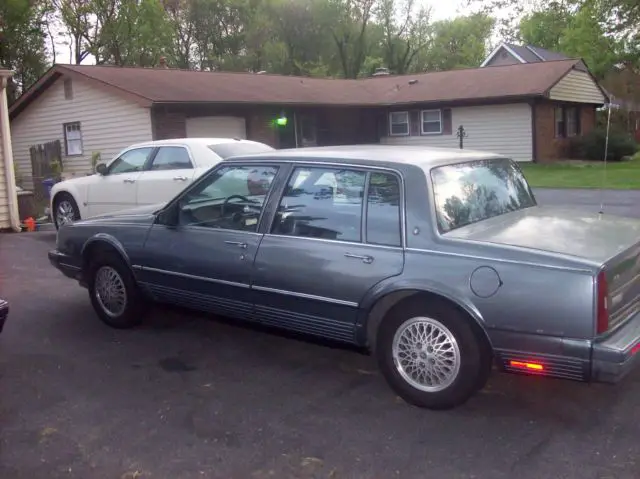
53;193;80;230
87;250;147;329
376;297;491;410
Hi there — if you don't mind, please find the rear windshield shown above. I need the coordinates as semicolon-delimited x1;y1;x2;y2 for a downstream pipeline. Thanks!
430;158;536;233
207;142;275;159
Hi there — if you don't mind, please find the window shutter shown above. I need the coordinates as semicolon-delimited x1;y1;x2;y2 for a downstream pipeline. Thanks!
442;109;453;135
378;111;388;138
410;110;420;135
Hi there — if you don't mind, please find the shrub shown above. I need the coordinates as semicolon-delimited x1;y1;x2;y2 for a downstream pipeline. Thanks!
568;128;639;162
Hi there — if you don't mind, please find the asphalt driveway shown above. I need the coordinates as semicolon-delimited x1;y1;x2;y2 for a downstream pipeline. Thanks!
1;189;640;479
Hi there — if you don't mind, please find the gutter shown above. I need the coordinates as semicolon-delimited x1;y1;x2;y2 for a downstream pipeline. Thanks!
0;72;22;232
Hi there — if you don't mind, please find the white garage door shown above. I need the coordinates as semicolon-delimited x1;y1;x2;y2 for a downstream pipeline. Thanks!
185;116;247;139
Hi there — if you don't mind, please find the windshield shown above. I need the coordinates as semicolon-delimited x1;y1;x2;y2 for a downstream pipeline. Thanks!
430;158;536;233
207;142;275;159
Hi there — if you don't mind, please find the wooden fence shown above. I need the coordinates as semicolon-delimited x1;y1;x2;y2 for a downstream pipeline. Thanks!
29;140;62;206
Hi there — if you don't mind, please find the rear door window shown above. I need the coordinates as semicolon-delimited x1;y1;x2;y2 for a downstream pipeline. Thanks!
271;166;366;242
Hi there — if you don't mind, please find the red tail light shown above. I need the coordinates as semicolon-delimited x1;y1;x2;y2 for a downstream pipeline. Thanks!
596;270;609;334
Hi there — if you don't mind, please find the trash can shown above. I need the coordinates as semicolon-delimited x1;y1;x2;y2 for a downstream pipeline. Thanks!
41;178;56;200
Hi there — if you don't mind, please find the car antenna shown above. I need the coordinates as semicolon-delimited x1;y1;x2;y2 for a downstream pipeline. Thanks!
598;95;615;217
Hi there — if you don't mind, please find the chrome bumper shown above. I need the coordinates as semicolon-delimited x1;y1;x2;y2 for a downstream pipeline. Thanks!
591;312;640;383
48;249;85;285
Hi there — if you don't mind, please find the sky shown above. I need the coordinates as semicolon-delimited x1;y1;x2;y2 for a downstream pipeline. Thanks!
53;0;469;65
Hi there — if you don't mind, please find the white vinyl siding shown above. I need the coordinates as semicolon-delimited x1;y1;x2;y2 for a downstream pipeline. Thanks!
381;103;534;162
10;76;153;189
549;70;606;104
0;128;9;229
185;116;246;139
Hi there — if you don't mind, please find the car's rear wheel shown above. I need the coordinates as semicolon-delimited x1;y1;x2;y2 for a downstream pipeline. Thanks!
53;193;80;230
87;251;147;329
376;297;491;410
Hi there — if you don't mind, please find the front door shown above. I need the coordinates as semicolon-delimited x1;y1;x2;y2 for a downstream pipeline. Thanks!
87;146;154;217
251;166;405;343
137;162;281;320
135;145;199;206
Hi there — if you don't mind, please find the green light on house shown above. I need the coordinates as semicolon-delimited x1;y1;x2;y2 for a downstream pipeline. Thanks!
276;116;288;126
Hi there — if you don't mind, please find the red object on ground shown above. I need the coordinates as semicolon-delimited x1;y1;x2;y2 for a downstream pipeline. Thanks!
24;217;36;232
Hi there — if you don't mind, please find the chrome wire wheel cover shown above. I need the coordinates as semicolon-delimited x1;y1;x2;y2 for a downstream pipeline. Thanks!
94;266;127;318
392;316;461;392
56;200;76;227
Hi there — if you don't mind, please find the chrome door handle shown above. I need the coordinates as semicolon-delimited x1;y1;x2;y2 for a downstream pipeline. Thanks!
173;176;188;181
225;241;247;249
344;253;374;264
123;178;136;183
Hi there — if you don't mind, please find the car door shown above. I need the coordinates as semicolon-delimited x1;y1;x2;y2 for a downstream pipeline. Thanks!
136;162;282;320
251;165;406;343
135;145;199;206
86;146;154;217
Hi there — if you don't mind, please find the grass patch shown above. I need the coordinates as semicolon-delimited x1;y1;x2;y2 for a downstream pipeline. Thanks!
518;157;640;189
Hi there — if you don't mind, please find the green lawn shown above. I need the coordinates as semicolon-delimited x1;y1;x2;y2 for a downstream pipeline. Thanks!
518;157;640;189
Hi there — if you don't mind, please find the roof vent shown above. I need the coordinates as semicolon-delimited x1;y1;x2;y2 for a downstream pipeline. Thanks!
372;67;390;77
408;79;418;85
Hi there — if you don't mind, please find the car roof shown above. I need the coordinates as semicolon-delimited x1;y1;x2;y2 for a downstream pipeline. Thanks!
224;144;508;170
127;137;270;148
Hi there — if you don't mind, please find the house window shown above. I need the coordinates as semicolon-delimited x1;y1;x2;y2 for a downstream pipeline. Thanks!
421;109;442;134
64;79;73;100
63;122;83;156
554;107;565;138
389;111;409;136
566;107;580;137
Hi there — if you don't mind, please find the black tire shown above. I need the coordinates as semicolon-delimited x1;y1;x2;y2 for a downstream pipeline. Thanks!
53;193;81;230
376;297;491;410
87;250;147;329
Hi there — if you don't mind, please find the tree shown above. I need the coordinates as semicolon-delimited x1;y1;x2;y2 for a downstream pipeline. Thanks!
0;0;49;103
421;13;495;72
518;2;570;49
376;0;431;74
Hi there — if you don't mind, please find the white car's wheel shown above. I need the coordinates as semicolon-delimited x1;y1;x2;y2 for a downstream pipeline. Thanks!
376;297;492;410
53;193;80;229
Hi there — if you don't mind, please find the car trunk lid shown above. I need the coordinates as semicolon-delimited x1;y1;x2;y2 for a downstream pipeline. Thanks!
602;243;640;332
447;206;640;333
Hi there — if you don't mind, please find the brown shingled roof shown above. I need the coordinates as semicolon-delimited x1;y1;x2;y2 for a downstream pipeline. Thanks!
10;59;602;119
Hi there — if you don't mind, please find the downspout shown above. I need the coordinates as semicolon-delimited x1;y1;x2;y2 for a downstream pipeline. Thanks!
0;73;21;232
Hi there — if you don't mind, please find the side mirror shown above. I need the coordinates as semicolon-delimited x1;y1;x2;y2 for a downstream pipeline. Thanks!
96;163;108;175
157;204;179;228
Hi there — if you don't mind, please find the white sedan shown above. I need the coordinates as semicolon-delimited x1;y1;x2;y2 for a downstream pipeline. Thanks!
50;137;274;229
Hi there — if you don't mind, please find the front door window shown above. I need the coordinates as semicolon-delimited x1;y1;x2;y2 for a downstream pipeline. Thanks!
108;147;153;174
177;164;279;231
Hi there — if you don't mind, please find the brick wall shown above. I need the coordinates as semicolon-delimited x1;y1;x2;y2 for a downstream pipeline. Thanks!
534;100;597;162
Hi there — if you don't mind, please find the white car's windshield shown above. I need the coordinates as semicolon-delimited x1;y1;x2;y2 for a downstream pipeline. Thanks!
431;158;536;233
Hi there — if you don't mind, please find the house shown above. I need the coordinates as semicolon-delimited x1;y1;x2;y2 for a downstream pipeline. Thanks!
9;58;607;189
0;69;20;232
481;43;572;68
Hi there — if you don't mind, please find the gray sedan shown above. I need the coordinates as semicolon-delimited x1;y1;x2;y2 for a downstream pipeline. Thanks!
48;145;640;409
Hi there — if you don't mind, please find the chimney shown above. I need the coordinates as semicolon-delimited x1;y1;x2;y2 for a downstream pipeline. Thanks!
158;56;168;69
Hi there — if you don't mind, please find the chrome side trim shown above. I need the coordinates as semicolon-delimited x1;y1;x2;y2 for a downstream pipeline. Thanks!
252;285;359;308
137;266;250;289
264;234;403;251
59;262;81;271
405;248;595;274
